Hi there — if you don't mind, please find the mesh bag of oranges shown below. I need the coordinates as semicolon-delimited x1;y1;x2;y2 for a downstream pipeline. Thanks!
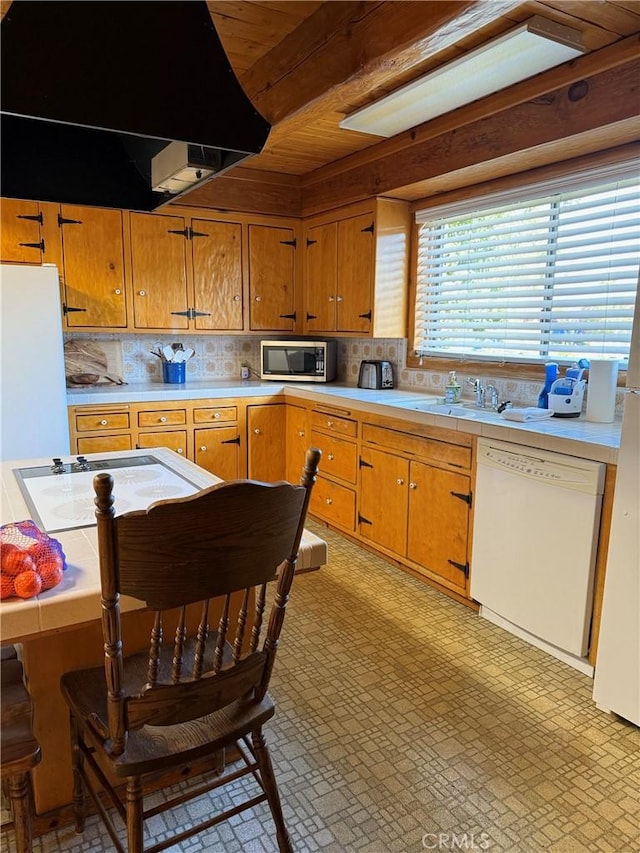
1;520;67;599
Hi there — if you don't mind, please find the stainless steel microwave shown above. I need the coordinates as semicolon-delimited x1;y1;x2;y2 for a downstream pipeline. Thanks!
260;340;337;382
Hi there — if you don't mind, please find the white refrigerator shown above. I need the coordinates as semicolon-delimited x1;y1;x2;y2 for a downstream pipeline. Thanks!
592;286;640;726
0;263;71;461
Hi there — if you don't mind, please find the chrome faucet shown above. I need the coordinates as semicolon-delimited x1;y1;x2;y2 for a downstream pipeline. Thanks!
466;377;486;408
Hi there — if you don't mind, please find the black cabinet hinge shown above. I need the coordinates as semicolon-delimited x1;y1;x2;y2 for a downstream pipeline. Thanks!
167;228;190;238
189;227;209;239
171;308;212;320
358;514;373;526
359;457;373;469
280;239;297;247
63;304;87;315
221;436;241;445
359;310;372;321
17;212;43;224
279;312;297;321
306;238;317;247
448;560;469;578
451;490;472;507
361;222;374;234
19;240;45;252
306;312;317;321
58;214;82;226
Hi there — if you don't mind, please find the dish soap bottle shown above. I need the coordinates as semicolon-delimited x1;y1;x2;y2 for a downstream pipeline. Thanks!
445;370;461;404
537;362;558;409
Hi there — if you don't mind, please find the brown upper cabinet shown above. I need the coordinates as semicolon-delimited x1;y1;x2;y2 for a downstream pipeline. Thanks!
248;224;297;331
1;199;45;264
129;208;300;334
60;206;127;328
302;198;410;337
130;211;190;330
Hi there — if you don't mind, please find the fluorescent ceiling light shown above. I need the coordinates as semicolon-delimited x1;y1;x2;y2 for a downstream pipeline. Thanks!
340;16;586;138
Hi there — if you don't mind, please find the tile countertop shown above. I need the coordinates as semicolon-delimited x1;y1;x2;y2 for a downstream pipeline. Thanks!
66;380;621;465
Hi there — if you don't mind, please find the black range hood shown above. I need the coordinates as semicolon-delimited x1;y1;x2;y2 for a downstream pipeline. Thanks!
1;1;271;211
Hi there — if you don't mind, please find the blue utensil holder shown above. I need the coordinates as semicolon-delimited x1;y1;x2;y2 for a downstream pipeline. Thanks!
162;361;186;384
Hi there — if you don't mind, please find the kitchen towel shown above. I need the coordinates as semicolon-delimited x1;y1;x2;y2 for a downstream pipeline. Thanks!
586;359;619;423
501;407;554;422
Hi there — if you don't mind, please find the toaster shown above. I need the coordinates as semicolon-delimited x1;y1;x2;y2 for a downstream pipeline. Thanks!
357;360;394;390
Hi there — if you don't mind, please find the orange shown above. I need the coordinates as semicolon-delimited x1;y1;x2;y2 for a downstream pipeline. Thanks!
14;570;42;599
2;549;36;578
39;561;64;591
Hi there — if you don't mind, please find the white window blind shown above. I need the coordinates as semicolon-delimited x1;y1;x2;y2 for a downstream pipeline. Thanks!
414;172;640;364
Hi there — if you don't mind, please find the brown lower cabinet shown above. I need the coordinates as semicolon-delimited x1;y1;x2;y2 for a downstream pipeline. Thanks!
69;395;472;597
358;423;472;594
246;403;286;482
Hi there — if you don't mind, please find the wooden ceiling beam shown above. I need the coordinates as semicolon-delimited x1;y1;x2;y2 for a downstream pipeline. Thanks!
241;0;524;128
300;59;640;215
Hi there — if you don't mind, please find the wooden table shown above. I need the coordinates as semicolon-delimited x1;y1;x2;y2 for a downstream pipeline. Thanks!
1;448;326;815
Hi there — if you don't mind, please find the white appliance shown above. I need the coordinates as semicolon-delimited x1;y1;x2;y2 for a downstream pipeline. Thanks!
471;438;605;674
593;286;640;726
1;264;70;461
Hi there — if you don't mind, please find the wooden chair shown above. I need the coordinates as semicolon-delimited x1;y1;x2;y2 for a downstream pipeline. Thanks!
1;651;42;853
60;448;321;853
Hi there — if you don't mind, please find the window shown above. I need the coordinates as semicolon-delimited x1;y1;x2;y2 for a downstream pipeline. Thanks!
413;170;639;365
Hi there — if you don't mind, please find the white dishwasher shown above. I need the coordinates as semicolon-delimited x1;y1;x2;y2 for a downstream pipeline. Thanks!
471;438;605;672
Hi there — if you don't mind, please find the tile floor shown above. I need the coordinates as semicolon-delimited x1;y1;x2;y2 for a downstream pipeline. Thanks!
2;521;639;852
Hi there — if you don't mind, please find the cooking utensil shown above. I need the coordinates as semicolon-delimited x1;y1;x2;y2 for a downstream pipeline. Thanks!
183;347;195;361
162;345;174;362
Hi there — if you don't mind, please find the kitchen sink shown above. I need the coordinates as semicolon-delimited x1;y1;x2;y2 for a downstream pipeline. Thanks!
410;403;477;417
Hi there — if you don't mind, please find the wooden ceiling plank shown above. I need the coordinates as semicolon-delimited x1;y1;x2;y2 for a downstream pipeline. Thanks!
535;0;640;34
300;59;640;214
241;0;525;125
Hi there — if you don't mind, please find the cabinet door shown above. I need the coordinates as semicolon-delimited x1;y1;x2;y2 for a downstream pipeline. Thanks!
60;206;127;328
247;404;286;482
249;224;296;331
303;222;336;332
407;462;471;591
130;212;189;329
136;430;188;457
194;426;241;480
191;218;243;331
336;213;374;333
359;446;408;554
1;199;43;263
286;405;309;483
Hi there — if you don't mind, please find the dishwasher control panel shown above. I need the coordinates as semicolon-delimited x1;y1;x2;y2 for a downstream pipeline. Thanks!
478;440;605;493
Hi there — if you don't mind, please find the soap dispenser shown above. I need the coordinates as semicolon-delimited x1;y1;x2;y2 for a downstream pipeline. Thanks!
537;362;558;409
445;371;461;403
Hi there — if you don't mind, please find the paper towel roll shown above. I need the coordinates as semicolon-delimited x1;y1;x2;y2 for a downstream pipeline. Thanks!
586;359;619;422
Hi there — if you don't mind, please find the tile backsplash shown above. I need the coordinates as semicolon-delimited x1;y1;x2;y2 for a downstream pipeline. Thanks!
64;333;621;413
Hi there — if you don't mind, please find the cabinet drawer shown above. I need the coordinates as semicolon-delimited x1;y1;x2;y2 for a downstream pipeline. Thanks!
310;477;356;531
76;412;130;432
310;430;357;483
193;406;237;424
311;411;357;438
137;409;187;428
137;430;187;455
77;435;132;454
362;423;471;470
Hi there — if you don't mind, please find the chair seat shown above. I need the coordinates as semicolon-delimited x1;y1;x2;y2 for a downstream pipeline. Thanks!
61;654;275;778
